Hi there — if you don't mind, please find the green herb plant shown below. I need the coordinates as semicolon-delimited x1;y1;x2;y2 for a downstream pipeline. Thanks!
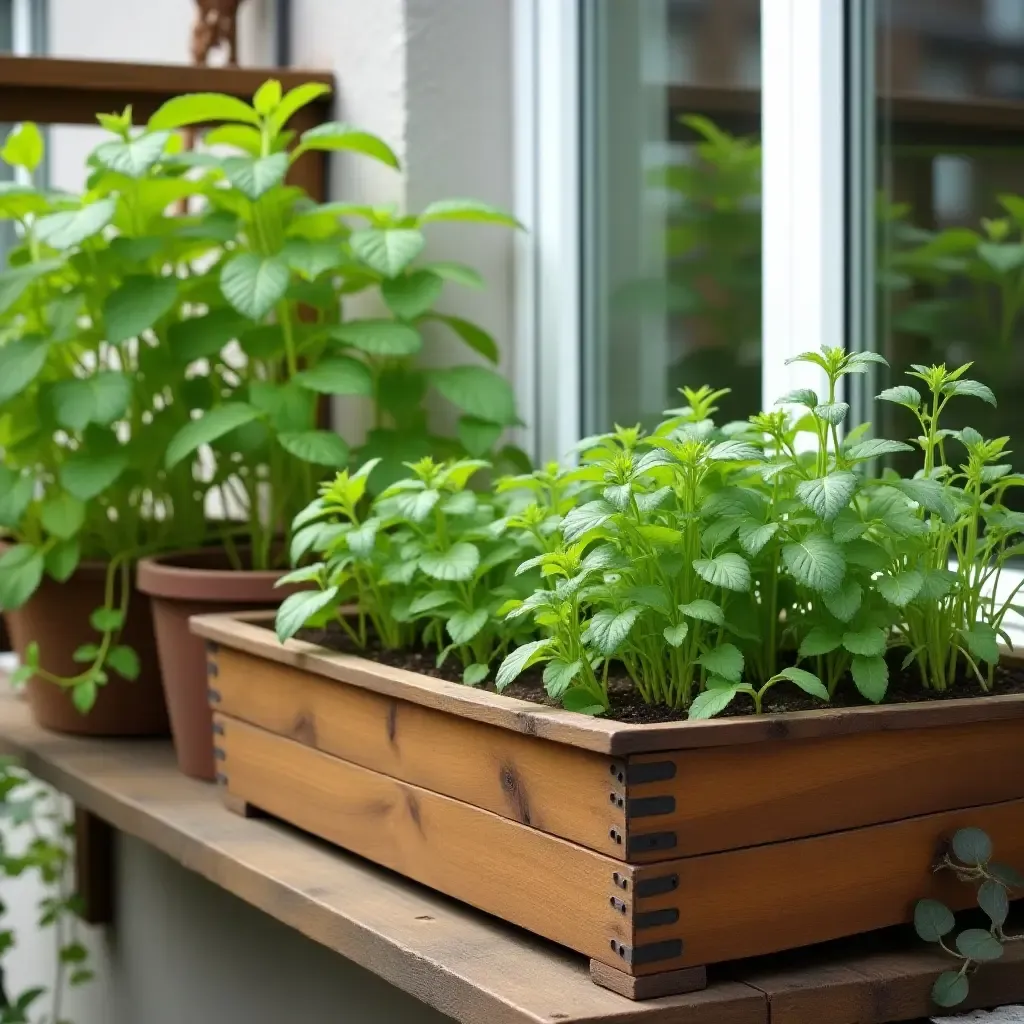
0;758;93;1023
914;826;1024;1008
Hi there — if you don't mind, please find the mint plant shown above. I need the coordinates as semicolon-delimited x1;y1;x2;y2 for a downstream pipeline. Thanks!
915;826;1024;1008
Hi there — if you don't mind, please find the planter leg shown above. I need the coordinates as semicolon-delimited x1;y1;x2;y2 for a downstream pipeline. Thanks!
221;791;261;819
74;807;114;925
589;960;707;1000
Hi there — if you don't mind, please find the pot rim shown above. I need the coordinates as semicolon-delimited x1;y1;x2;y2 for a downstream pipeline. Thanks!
136;549;287;603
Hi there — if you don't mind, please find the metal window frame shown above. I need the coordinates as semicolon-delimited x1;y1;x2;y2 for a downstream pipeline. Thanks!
516;0;849;459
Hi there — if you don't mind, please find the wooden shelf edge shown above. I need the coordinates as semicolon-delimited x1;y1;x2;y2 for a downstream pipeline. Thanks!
0;694;761;1024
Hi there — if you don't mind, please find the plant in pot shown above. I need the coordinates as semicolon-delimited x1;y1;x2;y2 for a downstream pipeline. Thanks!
0;117;216;735
130;79;525;778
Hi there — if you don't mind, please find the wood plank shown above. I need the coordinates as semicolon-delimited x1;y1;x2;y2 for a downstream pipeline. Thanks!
590;961;707;1001
0;55;333;125
631;798;1024;967
736;922;1024;1024
73;806;114;925
0;693;764;1024
212;647;621;856
216;714;630;968
624;717;1024;858
194;612;1024;756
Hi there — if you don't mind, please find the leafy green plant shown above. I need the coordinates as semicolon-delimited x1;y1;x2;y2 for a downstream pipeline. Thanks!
0;79;525;711
914;826;1024;1008
0;758;93;1023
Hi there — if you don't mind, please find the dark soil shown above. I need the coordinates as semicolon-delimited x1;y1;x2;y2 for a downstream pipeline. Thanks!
297;625;1024;725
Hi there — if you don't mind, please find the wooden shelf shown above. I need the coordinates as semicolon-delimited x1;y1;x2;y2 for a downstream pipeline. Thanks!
0;692;1020;1024
0;55;333;126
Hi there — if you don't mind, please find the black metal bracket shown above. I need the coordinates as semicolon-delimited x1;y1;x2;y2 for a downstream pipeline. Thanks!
635;907;680;930
207;687;222;703
633;873;679;898
627;831;677;857
626;761;676;785
609;939;683;966
627;795;676;819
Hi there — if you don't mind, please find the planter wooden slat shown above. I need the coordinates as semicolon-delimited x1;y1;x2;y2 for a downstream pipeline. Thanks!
194;611;1024;999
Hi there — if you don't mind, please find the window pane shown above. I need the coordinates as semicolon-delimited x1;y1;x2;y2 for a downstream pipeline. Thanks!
580;0;762;435
874;0;1024;494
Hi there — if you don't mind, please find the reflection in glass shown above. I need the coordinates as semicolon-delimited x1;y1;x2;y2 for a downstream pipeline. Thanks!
875;0;1024;500
581;0;762;435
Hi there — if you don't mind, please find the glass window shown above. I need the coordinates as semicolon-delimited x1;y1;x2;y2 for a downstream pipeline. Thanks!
873;0;1024;496
579;0;762;435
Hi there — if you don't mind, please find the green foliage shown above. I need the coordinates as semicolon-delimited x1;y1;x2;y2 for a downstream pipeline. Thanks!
0;78;523;706
914;826;1024;1008
0;759;93;1022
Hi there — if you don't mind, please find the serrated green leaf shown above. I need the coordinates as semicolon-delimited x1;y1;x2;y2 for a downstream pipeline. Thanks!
329;319;422;357
94;131;170;177
49;373;132;430
425;313;500;364
293;357;372;396
277;430;350;467
294;121;399;167
275;587;340;643
2;122;43;172
679;599;724;626
222;152;288;199
814;401;849;426
39;494;85;540
0;336;49;403
168;308;248;362
496;638;552;691
165;403;261;468
876;385;921;409
45;538;79;582
783;534;845;593
149;92;260;130
0;260;62;316
59;453;127;501
799;627;843;657
583;607;642;655
447;608;488;645
738;520;778;556
822;579;862;621
221;254;290;320
842;626;887;657
104;274;179;344
688;686;741;720
895;477;955;524
418;198;520;227
943;378;996;405
876;570;924;608
430;365;518;426
543;659;581;697
851;655;888;702
698;643;744;683
845;438;914;461
463;663;489;686
0;544;43;611
420;543;480;582
381;270;443;320
663;622;689;647
796;472;859;522
774;388;818;408
774;666;829;700
960;626;1000;665
36;197;117;249
351;227;425;277
692;553;750;592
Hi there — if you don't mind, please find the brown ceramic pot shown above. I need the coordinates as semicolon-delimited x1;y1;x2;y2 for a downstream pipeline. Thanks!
2;554;169;737
136;550;287;781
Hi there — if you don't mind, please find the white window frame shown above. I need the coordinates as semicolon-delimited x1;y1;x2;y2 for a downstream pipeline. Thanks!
514;0;846;464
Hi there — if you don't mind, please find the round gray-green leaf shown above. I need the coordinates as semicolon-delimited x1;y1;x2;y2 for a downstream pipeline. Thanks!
952;827;993;866
688;686;740;720
913;899;955;942
0;544;44;612
220;253;290;320
328;320;422;357
430;365;518;426
165;403;262;469
0;336;49;404
277;430;350;467
931;971;969;1008
978;879;1009;927
105;275;180;344
350;227;425;278
294;357;373;396
420;542;480;582
692;553;751;593
275;586;340;643
955;928;1003;962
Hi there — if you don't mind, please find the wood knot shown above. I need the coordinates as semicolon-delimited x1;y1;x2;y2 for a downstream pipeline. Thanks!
766;718;790;739
500;763;532;825
386;700;399;744
404;790;424;834
290;711;317;747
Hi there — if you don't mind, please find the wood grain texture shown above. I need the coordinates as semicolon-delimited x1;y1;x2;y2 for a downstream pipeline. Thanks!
217;714;629;967
0;693;763;1024
590;961;707;1001
624;717;1024;858
73;807;114;925
193;612;1024;755
0;55;333;125
631;797;1024;967
212;648;621;856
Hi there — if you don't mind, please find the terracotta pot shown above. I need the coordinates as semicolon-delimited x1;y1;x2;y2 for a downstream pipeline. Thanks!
136;549;287;781
2;554;169;737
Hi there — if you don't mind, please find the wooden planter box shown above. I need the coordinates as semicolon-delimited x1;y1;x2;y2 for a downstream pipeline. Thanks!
191;611;1024;1000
